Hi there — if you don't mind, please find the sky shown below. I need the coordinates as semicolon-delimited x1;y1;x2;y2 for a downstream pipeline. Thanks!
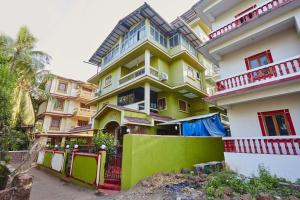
0;0;197;82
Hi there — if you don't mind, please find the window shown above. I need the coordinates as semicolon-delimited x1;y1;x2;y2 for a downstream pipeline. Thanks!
104;75;112;87
80;103;90;109
53;98;64;111
258;109;296;136
169;34;180;48
178;99;188;112
234;5;257;18
245;50;273;70
186;66;194;79
82;87;92;92
78;120;89;127
150;22;168;48
57;81;68;93
50;117;61;130
157;98;167;110
196;72;201;80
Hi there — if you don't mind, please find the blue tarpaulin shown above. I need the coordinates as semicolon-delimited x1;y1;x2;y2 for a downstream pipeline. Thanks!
182;114;226;136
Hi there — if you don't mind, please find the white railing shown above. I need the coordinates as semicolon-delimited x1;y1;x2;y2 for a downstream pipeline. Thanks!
119;67;159;86
224;136;300;155
209;0;294;39
216;55;300;93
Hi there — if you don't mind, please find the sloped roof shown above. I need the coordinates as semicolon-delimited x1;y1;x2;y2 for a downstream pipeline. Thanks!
68;124;93;133
88;3;174;66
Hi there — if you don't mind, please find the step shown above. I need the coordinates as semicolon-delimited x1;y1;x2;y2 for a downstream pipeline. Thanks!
98;188;120;195
99;183;121;191
104;179;121;185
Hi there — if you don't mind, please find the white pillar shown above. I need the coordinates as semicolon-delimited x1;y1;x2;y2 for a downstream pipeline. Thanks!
145;49;151;75
144;82;151;115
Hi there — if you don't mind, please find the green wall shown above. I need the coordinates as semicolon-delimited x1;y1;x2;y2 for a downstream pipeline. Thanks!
121;134;224;190
94;108;121;130
71;155;98;185
43;152;53;168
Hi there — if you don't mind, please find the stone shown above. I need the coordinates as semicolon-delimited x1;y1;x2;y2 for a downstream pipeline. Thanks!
240;193;252;200
256;193;273;200
181;168;191;174
223;186;234;197
12;173;33;200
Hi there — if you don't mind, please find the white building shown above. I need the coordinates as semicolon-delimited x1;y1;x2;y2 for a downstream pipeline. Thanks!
37;73;97;144
196;0;300;181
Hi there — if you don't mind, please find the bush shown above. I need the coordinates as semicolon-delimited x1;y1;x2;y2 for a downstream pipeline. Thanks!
92;130;116;153
205;166;300;199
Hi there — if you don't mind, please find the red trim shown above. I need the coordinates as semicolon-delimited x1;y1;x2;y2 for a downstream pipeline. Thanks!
235;5;257;18
205;74;300;101
244;50;273;70
257;113;266;136
285;110;296;135
257;109;296;136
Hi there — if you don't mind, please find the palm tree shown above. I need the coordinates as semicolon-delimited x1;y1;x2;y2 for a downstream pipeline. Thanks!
0;26;51;127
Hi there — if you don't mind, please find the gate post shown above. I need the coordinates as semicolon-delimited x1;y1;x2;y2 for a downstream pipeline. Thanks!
99;151;106;185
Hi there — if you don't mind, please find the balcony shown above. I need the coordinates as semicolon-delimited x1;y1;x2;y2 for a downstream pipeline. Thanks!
73;108;96;117
76;90;93;100
124;101;158;113
209;0;293;40
118;67;159;86
215;55;300;94
224;136;300;156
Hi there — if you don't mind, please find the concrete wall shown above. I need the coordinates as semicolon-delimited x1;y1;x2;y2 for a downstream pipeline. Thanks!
225;152;300;182
212;0;269;31
219;27;300;79
227;93;300;137
121;134;224;190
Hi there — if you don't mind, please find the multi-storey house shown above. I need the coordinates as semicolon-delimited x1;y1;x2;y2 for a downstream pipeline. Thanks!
37;73;97;145
87;3;222;142
197;0;300;180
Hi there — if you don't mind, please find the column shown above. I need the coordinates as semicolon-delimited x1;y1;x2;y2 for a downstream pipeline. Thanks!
145;49;151;75
144;82;151;115
60;136;66;148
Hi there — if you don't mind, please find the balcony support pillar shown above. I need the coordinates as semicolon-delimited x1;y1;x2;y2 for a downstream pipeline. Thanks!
145;49;151;75
144;82;151;115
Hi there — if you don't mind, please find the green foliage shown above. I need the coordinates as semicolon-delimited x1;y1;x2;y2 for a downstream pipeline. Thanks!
0;127;30;151
92;130;116;153
205;167;300;199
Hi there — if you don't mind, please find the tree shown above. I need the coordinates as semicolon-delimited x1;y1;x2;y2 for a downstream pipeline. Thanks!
0;26;51;127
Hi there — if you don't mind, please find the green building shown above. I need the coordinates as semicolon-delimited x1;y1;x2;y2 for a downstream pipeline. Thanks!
87;3;222;139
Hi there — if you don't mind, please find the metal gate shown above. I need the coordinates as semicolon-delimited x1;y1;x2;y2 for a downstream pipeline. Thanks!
104;153;122;181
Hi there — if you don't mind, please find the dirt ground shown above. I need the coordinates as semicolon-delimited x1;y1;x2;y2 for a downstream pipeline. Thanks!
101;173;208;200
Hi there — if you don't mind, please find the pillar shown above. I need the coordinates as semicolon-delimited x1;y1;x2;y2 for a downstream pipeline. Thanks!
145;49;151;75
144;82;151;115
60;136;66;148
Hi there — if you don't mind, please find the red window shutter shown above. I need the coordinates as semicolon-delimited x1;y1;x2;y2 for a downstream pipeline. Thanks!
284;109;296;135
266;50;273;63
245;58;250;70
257;112;266;136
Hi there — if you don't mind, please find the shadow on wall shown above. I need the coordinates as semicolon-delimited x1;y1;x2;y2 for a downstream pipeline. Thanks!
121;134;224;190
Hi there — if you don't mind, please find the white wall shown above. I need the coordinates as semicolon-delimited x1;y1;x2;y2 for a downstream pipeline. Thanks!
219;27;300;79
225;152;300;182
212;0;270;31
227;93;300;137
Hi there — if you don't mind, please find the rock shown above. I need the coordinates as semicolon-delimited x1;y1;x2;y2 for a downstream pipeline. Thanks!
256;193;273;200
175;174;185;179
193;164;206;174
240;193;252;200
181;168;191;174
11;173;33;200
140;180;151;187
289;196;299;200
198;173;208;182
223;187;234;197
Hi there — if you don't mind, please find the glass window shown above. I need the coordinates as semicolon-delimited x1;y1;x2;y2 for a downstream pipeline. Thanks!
260;110;294;136
54;98;64;111
157;98;166;110
104;75;112;87
179;100;188;112
186;66;194;78
50;117;61;130
246;51;272;69
150;23;168;48
57;81;67;93
78;120;89;127
80;103;90;109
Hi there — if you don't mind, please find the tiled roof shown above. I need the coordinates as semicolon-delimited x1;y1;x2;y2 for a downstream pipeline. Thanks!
124;117;151;125
68;124;93;133
150;112;173;122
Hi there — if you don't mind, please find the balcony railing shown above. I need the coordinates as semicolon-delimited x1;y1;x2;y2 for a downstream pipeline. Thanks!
224;136;300;156
74;108;96;117
209;0;293;40
216;55;300;93
77;90;93;99
119;67;159;86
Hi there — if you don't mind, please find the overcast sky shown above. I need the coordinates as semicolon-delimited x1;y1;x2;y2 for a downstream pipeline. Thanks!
0;0;197;82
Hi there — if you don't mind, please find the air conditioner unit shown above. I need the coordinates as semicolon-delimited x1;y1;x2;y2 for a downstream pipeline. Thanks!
160;72;168;81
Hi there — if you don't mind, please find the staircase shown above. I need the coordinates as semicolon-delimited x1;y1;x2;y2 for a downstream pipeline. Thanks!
98;179;121;195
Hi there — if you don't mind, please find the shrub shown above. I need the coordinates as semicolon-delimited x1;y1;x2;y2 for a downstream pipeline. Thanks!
92;130;116;153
